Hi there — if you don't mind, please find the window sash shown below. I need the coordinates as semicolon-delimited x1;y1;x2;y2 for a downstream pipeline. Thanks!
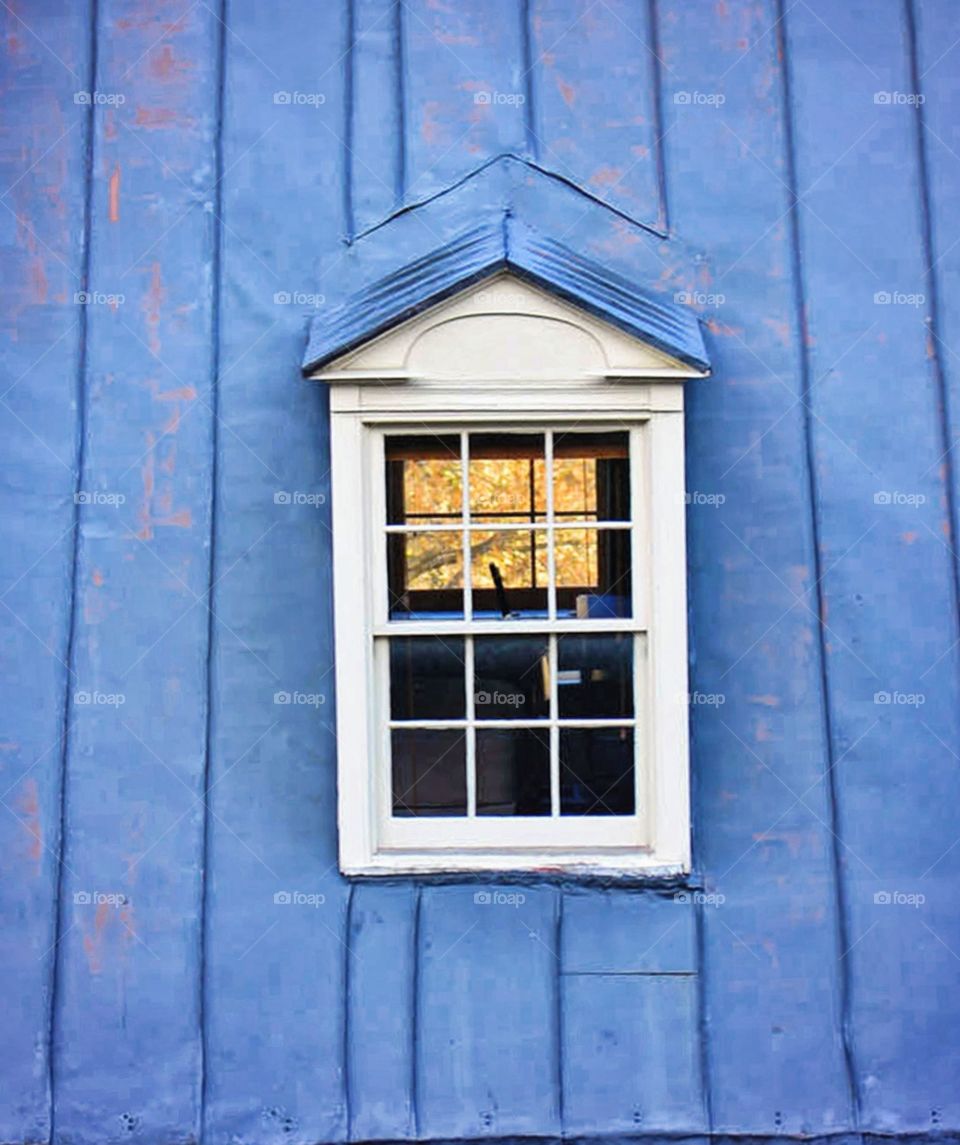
371;425;649;629
370;424;652;851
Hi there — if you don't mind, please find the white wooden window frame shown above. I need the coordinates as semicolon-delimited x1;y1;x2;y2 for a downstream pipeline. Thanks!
315;273;701;877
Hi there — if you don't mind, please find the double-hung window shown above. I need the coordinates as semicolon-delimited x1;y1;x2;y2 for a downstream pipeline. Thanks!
317;272;701;875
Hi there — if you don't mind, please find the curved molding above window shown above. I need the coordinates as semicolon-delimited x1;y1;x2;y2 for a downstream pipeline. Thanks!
311;273;702;384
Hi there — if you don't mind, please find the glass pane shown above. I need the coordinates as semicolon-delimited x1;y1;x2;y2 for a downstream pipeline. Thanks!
392;729;466;816
477;728;551;816
553;431;630;521
469;433;546;522
470;529;548;618
560;727;635;815
557;634;633;718
386;434;462;525
390;637;465;720
554;527;631;619
474;636;549;719
388;530;464;620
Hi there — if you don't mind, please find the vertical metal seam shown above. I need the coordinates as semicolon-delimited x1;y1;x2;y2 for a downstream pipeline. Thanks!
647;0;671;234
48;0;100;1139
396;0;407;207
343;882;356;1140
693;898;713;1131
411;884;422;1138
199;0;229;1139
554;890;565;1135
904;0;960;636
520;0;539;161
774;0;860;1127
344;0;357;241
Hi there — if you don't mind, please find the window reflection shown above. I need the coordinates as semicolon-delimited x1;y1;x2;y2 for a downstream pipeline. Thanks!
560;727;634;816
392;730;466;817
476;728;551;816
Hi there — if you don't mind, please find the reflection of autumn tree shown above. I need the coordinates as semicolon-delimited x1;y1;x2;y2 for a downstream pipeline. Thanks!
403;457;598;590
402;459;462;518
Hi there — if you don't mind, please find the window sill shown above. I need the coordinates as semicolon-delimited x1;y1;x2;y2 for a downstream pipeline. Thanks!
342;851;697;889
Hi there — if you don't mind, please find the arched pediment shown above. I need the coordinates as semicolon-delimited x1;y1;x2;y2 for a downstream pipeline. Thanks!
317;272;697;383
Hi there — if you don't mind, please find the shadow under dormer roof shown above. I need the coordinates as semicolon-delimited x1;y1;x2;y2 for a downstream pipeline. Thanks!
301;155;711;377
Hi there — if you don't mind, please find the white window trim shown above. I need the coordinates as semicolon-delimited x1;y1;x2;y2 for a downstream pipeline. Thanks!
317;274;697;877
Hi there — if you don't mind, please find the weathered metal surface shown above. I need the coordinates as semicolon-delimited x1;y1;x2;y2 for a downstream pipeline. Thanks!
659;0;853;1129
1;1;958;1142
786;0;960;1129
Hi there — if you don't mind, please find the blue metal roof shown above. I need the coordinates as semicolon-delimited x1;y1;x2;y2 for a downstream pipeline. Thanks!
302;156;710;374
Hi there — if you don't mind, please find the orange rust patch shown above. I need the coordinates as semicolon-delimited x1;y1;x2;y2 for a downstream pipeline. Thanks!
149;43;192;80
28;256;48;304
763;316;791;346
557;79;575;107
138;431;156;540
134;106;193;131
706;318;745;337
421;101;444;145
16;778;42;867
156;385;196;401
902;531;918;545
92;569;104;586
83;901;111;975
589;165;623;188
137;418;192;538
748;694;781;707
143;261;164;357
108;163;120;222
